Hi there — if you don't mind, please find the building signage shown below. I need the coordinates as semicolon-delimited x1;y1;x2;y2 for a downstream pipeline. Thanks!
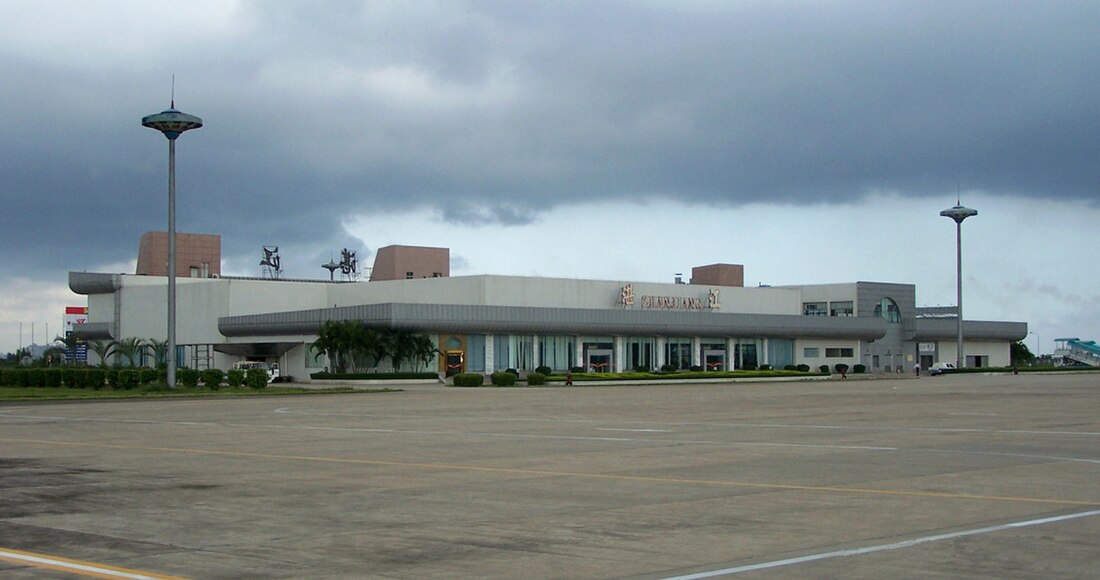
641;295;703;310
918;342;936;352
617;286;720;311
63;306;89;362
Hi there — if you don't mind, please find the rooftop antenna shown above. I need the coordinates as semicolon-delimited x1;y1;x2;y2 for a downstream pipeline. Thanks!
171;74;176;108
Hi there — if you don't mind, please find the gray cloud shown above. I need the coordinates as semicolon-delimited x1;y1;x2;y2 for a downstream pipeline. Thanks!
1;1;1098;282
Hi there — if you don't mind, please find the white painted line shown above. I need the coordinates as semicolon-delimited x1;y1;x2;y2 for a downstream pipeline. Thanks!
660;509;1100;579
0;547;183;579
597;428;674;433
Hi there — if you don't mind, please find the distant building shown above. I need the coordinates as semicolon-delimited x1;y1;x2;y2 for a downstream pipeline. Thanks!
369;245;449;281
136;231;221;278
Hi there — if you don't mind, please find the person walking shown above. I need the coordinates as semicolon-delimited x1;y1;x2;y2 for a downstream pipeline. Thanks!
913;363;921;376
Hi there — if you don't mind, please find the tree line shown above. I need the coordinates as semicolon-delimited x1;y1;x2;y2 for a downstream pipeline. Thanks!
310;321;437;374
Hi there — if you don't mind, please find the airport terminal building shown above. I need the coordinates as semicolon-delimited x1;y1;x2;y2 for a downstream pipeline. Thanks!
70;241;1027;380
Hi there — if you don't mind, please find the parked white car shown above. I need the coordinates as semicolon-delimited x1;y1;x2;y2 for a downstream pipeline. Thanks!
928;362;956;376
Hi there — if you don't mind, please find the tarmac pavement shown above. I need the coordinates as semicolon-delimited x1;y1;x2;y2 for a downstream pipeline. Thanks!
1;372;1098;578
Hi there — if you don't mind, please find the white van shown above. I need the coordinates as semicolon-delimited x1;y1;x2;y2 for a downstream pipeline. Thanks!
928;362;956;376
232;361;280;383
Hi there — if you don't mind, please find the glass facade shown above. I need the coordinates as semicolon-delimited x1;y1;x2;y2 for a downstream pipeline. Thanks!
664;338;693;370
626;337;657;371
538;335;574;371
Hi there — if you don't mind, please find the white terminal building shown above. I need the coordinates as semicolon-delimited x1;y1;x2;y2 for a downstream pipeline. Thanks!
70;237;1027;380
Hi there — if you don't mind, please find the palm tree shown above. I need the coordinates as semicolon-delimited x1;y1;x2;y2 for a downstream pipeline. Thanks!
388;329;418;372
87;340;116;368
411;334;438;372
311;320;348;374
113;337;145;367
144;338;168;369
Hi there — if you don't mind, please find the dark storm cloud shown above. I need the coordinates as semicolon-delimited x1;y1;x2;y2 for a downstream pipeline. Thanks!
1;1;1098;280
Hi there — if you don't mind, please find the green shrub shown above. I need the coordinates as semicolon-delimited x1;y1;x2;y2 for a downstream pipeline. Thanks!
504;368;519;376
783;364;797;371
246;368;269;389
0;368;6;386
634;366;651;373
834;363;849;375
43;369;62;387
742;363;757;371
201;368;225;390
853;364;867;374
796;364;811;372
176;368;201;388
86;369;105;390
139;368;158;384
106;369;120;388
759;364;772;371
452;373;485;387
535;365;552;376
226;369;245;387
819;365;830;374
491;371;517;386
660;363;678;372
570;366;585;374
689;365;703;372
60;368;77;387
525;372;547;386
27;368;45;387
6;369;26;387
118;369;140;390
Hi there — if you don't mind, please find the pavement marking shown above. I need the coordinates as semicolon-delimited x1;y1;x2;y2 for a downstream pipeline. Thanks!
3;437;1098;508
660;508;1100;579
0;547;187;579
7;408;1100;438
597;428;675;432
7;411;1100;463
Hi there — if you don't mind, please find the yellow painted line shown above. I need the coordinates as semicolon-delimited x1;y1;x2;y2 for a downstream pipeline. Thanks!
4;437;1099;508
0;547;187;579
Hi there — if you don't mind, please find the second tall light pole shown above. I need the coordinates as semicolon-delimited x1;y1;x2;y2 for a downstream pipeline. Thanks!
940;203;977;369
143;103;203;388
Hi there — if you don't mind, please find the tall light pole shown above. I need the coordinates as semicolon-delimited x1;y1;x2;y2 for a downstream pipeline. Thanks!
940;203;977;369
143;101;202;388
1029;330;1040;357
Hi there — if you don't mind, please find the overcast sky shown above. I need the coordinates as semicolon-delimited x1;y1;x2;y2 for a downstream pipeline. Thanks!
2;1;1098;355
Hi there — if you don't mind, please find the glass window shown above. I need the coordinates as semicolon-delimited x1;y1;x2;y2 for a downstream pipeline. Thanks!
664;338;693;370
825;347;855;358
873;298;901;323
626;337;657;371
803;347;820;358
830;301;854;317
803;302;828;316
538;336;574;371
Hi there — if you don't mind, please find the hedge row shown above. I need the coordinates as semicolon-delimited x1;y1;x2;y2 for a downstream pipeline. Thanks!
0;367;162;389
0;367;269;390
309;371;438;380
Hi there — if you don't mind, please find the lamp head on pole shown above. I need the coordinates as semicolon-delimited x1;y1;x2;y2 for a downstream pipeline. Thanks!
940;205;978;224
142;108;203;140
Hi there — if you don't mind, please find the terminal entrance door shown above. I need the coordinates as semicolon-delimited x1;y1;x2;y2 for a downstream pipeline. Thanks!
587;349;612;372
445;351;464;376
703;349;726;371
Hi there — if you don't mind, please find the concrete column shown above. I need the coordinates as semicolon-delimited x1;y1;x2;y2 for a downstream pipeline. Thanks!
574;336;583;371
726;337;736;370
614;336;626;373
656;337;667;369
532;335;540;371
692;337;702;368
485;334;495;374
